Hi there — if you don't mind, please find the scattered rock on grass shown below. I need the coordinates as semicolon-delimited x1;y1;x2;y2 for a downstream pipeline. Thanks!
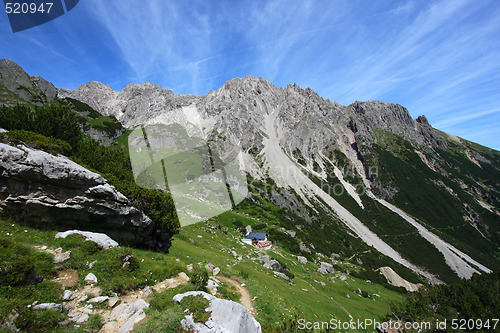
55;230;119;249
141;286;153;299
33;303;62;311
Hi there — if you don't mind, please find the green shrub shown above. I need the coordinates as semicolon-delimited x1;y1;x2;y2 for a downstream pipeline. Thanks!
232;220;244;229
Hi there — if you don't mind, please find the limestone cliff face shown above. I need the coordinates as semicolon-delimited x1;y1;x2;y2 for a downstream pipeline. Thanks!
0;143;171;251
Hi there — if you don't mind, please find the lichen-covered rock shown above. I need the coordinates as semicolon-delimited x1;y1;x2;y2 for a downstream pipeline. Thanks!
0;143;171;252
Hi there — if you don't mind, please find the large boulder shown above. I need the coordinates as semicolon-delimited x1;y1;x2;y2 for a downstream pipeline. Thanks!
173;291;261;333
0;143;172;252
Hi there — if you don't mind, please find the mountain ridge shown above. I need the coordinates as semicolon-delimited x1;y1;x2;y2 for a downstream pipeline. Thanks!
1;59;499;285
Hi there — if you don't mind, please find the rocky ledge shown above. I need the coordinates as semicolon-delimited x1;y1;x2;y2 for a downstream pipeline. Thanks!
0;143;171;251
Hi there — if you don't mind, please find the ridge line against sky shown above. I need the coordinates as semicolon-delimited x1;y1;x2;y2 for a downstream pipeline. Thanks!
1;0;499;150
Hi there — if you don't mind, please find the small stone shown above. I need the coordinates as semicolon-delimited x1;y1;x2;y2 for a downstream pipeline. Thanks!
84;273;98;284
212;267;220;276
187;264;194;272
88;260;97;269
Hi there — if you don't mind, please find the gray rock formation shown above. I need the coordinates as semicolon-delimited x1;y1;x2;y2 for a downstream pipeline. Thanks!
109;299;149;333
0;143;171;251
263;260;283;271
173;291;262;333
58;81;196;129
274;271;291;281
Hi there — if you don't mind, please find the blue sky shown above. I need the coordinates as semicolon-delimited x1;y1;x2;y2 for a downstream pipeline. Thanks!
1;0;499;150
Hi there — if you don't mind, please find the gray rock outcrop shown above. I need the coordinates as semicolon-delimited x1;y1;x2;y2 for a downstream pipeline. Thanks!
0;143;172;252
318;262;334;274
173;291;262;333
299;242;312;254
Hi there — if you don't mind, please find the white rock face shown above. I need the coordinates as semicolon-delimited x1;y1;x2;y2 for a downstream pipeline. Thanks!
55;230;119;249
173;291;262;333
